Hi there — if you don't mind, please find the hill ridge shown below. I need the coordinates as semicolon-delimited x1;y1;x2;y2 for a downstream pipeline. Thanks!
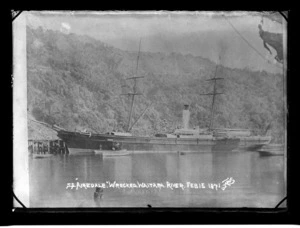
27;26;284;142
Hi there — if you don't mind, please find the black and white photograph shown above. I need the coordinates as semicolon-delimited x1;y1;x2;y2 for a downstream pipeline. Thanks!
13;11;287;208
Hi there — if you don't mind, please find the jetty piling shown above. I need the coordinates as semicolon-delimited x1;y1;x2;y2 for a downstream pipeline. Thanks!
28;139;68;155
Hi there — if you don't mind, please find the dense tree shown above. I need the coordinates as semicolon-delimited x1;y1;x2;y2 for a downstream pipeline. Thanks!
27;26;285;142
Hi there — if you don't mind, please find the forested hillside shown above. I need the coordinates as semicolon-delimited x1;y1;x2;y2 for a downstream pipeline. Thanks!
27;26;285;142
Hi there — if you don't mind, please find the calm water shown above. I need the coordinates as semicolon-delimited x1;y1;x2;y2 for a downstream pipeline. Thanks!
29;151;286;208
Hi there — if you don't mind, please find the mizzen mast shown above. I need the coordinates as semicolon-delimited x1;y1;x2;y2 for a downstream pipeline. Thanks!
199;56;224;131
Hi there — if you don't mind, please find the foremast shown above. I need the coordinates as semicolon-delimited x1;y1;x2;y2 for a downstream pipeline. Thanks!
121;39;143;132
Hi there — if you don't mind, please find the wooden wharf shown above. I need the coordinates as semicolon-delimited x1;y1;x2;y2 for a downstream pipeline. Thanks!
28;139;69;155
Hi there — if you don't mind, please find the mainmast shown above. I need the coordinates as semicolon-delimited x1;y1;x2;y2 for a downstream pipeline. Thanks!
200;57;224;131
121;38;143;132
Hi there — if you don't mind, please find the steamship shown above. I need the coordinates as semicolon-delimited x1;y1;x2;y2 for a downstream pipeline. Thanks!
44;41;272;154
55;104;271;155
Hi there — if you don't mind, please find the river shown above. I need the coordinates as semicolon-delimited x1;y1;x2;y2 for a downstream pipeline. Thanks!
29;151;286;208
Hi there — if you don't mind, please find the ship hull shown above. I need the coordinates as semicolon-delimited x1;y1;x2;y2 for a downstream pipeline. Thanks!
57;130;270;155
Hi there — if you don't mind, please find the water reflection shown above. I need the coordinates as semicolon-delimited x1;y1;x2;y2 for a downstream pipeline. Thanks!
29;151;286;208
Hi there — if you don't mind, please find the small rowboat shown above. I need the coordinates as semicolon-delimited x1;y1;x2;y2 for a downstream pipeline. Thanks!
258;144;284;156
32;154;53;159
94;150;131;157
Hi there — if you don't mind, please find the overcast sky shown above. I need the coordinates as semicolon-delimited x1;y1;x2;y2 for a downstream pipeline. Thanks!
26;11;285;73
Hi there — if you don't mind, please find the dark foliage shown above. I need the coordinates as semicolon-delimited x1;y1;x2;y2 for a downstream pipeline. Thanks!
27;26;285;142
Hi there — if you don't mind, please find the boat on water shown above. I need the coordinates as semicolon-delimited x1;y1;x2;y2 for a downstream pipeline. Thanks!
32;153;53;159
30;41;272;155
54;113;271;155
258;144;284;156
94;149;131;156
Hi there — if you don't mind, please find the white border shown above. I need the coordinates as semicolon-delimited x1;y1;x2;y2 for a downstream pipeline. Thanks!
13;12;29;207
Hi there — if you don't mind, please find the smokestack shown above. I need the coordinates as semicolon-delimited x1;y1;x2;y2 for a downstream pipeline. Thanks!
182;104;190;129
